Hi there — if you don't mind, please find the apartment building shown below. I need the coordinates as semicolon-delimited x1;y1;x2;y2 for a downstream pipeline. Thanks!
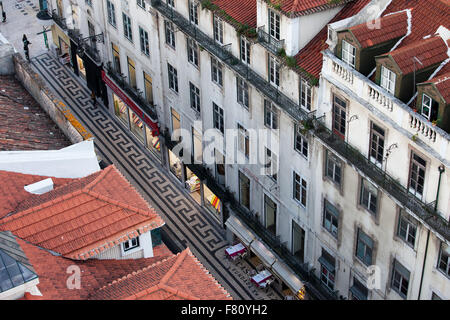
41;0;449;300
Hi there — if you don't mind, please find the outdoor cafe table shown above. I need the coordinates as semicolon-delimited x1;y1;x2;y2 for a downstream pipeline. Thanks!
251;270;273;286
225;243;246;258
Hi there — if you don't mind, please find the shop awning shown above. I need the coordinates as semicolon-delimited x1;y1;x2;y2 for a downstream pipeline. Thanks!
250;239;277;267
225;215;256;247
271;260;305;294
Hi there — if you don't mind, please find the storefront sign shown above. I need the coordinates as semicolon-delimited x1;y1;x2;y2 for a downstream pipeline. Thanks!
102;70;159;135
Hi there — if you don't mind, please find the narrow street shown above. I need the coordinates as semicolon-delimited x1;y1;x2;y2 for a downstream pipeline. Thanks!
29;51;283;301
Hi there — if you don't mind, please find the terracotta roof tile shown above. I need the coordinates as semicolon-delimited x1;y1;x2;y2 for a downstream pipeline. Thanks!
211;0;257;28
422;70;450;103
0;165;164;259
271;0;355;17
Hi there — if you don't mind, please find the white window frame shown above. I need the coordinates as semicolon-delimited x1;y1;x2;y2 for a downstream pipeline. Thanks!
106;0;116;28
211;57;223;87
189;0;199;25
300;78;312;111
139;27;150;56
240;36;251;65
137;0;145;9
236;76;249;109
190;82;201;113
341;40;356;68
213;15;224;44
121;236;140;255
293;171;307;208
264;100;278;129
265;147;278;182
268;9;280;40
237;123;249;158
294;124;308;159
381;65;396;94
213;102;224;134
269;55;280;87
165;20;176;48
187;37;199;67
421;94;432;119
168;63;178;93
122;13;133;42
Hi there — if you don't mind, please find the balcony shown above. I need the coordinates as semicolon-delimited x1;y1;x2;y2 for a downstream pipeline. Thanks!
150;0;309;124
105;63;158;122
257;26;285;56
161;128;339;300
50;9;67;30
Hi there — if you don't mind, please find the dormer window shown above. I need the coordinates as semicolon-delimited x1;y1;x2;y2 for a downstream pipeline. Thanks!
123;237;140;252
342;40;356;68
421;94;438;121
380;65;396;95
269;9;280;41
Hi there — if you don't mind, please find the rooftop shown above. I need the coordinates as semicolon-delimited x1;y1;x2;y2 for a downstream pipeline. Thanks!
269;0;354;17
0;165;165;260
0;75;70;151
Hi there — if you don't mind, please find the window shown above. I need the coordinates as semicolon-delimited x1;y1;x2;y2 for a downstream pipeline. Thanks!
137;0;145;9
332;94;346;139
143;72;154;105
213;15;224;44
369;122;385;167
360;178;378;215
165;21;176;48
325;150;342;186
391;260;410;298
189;0;198;25
264;194;277;235
127;57;136;88
211;57;223;87
190;82;201;113
269;55;280;87
356;229;374;266
319;249;336;291
168;63;178;93
167;0;174;7
269;9;280;40
240;36;251;64
171;108;180;134
438;243;450;278
237;124;249;158
239;171;250;210
408;152;426;199
323;199;339;239
264;100;278;129
236;76;249;109
421;94;439;121
112;42;121;73
106;0;116;27
213;102;224;134
293;172;307;207
350;277;368;300
192;127;202;163
123;237;140;252
123;13;133;41
139;27;150;56
186;38;199;67
265;148;278;181
397;213;417;247
342;40;356;68
294;124;308;158
381;65;396;94
300;78;312;110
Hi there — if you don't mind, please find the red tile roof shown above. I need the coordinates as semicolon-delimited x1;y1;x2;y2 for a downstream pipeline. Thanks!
349;10;409;48
0;76;71;151
18;239;174;300
380;36;448;75
294;0;372;80
271;0;355;17
91;248;232;300
0;165;164;260
212;0;257;28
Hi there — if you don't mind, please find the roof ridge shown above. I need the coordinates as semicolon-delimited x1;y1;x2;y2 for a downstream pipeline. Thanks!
159;249;188;285
83;164;114;190
83;189;158;218
97;253;177;291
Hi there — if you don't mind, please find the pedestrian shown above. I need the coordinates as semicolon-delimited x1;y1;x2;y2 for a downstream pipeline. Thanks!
91;91;96;107
2;11;6;23
23;35;31;61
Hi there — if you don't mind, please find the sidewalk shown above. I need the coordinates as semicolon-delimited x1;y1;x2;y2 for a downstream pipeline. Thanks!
30;51;284;300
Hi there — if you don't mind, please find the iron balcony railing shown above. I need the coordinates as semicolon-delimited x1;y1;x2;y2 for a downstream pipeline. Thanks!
161;128;339;300
257;26;285;55
151;0;449;243
50;9;67;30
105;62;158;122
312;118;450;241
81;43;102;65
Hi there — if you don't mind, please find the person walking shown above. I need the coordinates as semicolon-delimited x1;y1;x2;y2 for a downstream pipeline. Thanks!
23;35;31;61
2;11;6;23
91;90;97;107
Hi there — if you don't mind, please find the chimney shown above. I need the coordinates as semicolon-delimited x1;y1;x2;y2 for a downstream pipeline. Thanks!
24;178;54;195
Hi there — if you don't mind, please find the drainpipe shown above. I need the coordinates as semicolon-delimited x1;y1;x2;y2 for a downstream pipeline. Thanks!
417;164;445;300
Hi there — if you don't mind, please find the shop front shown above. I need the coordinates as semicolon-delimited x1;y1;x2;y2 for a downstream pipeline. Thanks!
102;70;160;159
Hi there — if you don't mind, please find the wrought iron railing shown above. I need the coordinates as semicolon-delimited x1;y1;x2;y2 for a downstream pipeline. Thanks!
106;62;158;122
312;118;450;240
50;9;67;30
257;26;285;55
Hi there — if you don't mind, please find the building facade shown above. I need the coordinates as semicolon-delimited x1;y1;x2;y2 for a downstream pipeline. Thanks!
42;0;449;300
